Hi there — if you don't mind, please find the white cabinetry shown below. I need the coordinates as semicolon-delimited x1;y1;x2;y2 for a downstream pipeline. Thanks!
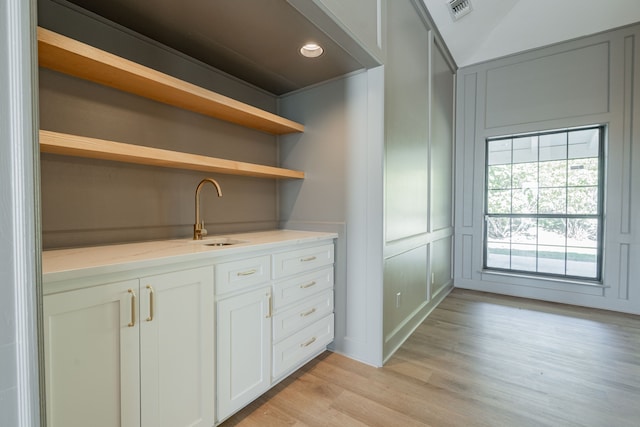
42;231;336;427
44;279;140;427
43;266;214;427
139;268;215;427
216;286;272;420
215;242;335;424
215;255;272;420
271;244;335;380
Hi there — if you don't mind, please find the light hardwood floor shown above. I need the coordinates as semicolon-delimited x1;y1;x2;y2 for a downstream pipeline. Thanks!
220;289;640;427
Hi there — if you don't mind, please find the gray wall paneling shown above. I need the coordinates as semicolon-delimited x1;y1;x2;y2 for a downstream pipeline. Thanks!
279;0;456;364
454;23;640;315
382;0;455;361
279;68;385;366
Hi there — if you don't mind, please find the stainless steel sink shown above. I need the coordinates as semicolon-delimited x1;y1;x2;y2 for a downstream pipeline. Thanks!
194;237;248;247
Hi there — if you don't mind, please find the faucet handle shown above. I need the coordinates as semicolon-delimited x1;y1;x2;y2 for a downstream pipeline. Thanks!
201;223;208;237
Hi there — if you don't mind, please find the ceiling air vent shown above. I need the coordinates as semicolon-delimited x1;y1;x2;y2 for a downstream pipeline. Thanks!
447;0;473;21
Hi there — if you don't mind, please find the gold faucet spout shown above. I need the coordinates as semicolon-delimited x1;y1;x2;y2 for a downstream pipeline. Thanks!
194;178;222;240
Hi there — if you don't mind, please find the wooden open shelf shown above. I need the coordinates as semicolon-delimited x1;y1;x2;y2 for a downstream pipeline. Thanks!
37;27;304;135
40;130;305;179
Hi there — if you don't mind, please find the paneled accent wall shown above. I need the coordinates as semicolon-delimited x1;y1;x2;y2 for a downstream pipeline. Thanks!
280;0;455;365
382;0;455;361
454;23;640;314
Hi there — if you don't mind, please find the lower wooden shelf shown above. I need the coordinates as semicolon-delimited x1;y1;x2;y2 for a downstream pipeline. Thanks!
39;130;304;179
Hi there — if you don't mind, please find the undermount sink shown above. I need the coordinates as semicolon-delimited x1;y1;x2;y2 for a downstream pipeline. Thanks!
194;237;248;247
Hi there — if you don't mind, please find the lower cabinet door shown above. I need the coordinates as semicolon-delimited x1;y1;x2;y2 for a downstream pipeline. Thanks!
139;266;215;427
216;286;272;422
44;279;141;427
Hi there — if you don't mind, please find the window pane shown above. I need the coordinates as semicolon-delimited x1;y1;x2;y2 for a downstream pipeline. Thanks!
511;244;536;272
537;245;566;275
539;160;566;188
512;189;538;213
566;248;597;278
539;132;567;161
486;242;510;269
567;187;598;214
488;139;512;165
511;218;536;244
512;163;537;189
538;188;566;214
487;189;511;214
487;217;510;241
568;129;599;159
488;165;511;189
513;136;538;163
538;218;566;246
568;158;598;186
567;219;598;247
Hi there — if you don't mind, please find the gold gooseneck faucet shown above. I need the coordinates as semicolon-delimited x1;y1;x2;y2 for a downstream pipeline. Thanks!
194;178;222;240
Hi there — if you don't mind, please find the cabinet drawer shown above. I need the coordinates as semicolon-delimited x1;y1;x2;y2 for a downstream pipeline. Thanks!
272;267;333;309
272;314;334;380
273;291;333;342
215;255;271;295
272;244;334;279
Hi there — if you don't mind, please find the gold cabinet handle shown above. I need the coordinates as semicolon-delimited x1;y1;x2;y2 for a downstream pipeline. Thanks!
127;289;136;327
266;292;272;318
300;308;316;317
146;285;154;322
300;256;317;262
300;337;317;348
237;268;257;277
300;281;317;289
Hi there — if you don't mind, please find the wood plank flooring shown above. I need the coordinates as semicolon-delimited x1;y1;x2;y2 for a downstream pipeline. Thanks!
220;289;640;427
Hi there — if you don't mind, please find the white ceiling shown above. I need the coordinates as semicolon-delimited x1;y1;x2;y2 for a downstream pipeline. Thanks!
423;0;640;67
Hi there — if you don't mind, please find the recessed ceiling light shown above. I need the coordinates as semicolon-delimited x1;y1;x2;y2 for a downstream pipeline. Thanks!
300;42;324;58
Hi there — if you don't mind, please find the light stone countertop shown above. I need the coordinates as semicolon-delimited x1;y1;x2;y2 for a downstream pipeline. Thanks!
42;229;337;284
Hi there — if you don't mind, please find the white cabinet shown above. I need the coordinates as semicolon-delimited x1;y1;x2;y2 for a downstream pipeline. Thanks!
44;279;140;427
139;268;215;427
216;286;272;420
42;232;336;427
215;242;335;424
271;245;335;381
43;266;214;427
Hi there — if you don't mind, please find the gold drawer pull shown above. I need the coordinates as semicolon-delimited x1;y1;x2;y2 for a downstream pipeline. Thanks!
266;292;273;319
300;337;317;348
146;285;154;322
300;281;317;289
127;289;136;327
300;308;316;317
237;268;257;277
300;256;317;262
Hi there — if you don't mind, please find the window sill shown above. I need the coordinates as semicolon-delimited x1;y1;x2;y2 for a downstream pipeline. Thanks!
480;269;606;288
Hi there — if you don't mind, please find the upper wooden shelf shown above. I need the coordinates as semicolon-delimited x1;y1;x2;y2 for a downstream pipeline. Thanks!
40;130;305;179
37;27;305;135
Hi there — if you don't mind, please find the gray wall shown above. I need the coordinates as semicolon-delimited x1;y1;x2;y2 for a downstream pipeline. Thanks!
455;23;640;314
279;68;385;366
38;0;285;249
382;0;455;360
279;0;456;365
